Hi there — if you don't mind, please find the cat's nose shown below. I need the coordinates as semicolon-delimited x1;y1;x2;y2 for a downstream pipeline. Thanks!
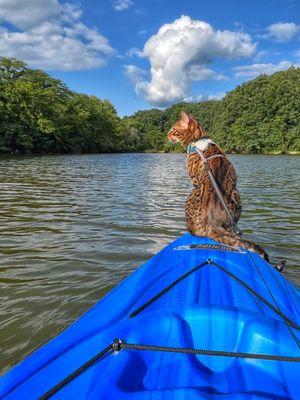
167;132;176;142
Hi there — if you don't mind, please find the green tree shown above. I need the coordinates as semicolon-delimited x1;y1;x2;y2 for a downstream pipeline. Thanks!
0;57;299;155
0;57;126;154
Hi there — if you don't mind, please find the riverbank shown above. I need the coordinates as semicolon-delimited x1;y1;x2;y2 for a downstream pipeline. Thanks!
0;145;300;158
2;149;300;157
1;58;299;157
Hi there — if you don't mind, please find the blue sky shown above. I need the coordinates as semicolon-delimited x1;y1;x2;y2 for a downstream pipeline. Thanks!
0;0;299;116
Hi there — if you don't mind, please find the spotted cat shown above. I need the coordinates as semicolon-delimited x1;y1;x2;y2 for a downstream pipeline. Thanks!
167;111;269;261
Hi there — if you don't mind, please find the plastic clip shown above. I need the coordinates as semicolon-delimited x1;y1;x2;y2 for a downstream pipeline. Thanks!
112;338;123;352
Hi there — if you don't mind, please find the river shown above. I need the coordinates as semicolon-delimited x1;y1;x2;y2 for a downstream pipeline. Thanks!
0;153;299;373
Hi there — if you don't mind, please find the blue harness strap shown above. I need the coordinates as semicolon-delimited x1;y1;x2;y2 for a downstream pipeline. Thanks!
187;137;214;154
187;143;196;154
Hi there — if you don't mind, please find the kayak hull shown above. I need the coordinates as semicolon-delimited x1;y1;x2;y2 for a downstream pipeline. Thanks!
1;233;299;399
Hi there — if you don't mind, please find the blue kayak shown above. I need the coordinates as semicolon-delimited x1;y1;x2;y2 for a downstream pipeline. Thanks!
1;233;300;399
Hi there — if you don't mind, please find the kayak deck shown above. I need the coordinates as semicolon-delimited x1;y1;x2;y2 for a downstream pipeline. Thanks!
1;234;299;399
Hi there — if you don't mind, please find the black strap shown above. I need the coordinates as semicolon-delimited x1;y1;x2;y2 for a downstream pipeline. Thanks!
210;261;300;330
11;259;300;400
129;260;208;317
195;147;241;234
121;340;300;362
37;337;300;400
130;258;300;331
240;240;300;349
38;343;113;400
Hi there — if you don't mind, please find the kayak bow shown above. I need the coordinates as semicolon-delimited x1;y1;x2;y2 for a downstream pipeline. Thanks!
1;233;299;399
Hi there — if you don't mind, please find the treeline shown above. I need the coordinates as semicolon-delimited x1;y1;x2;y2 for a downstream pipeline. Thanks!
0;58;125;154
124;67;300;154
0;57;299;154
123;100;221;153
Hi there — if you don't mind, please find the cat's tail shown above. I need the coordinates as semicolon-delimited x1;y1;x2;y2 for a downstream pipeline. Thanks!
193;227;269;262
241;239;270;263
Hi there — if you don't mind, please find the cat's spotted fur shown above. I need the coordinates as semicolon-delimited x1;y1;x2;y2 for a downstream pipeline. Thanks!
168;112;269;261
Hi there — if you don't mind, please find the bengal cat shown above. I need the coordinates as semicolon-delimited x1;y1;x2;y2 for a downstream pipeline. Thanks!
167;111;269;261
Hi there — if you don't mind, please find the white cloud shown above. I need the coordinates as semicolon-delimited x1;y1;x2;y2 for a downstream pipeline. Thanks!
253;50;269;62
208;92;226;100
60;2;83;23
114;0;133;11
124;64;146;83
0;1;115;70
128;15;256;106
234;60;294;78
126;47;143;57
187;65;228;81
263;22;299;42
0;0;60;29
184;92;226;102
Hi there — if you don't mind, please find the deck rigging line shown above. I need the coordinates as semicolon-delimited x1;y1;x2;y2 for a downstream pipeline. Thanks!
38;337;300;400
38;343;114;400
194;145;300;349
130;258;300;331
129;260;208;317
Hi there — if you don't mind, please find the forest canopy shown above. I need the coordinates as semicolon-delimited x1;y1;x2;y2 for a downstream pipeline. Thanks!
124;67;300;154
0;57;299;155
0;57;124;154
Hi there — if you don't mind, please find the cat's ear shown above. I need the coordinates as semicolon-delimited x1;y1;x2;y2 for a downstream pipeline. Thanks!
180;111;197;129
180;111;190;127
188;114;197;128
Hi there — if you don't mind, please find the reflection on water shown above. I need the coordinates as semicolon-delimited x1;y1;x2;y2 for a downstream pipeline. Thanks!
0;153;299;373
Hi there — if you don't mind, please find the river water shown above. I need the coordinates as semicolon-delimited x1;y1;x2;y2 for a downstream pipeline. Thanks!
0;153;299;373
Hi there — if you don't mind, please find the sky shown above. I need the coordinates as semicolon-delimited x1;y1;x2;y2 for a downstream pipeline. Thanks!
0;0;299;116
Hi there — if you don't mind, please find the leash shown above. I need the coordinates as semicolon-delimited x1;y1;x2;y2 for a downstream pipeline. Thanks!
192;141;300;349
28;133;300;399
193;146;241;235
37;256;300;399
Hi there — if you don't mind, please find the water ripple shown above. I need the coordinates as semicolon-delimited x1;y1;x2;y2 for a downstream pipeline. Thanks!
0;153;299;373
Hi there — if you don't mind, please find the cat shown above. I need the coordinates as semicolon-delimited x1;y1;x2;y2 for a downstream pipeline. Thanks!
167;111;269;261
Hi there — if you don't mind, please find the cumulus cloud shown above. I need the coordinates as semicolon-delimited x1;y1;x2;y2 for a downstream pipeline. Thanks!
0;0;60;29
128;16;256;106
60;2;83;23
184;92;226;102
234;60;294;78
263;22;299;42
187;65;228;81
0;0;115;70
114;0;133;11
124;64;146;83
253;50;270;62
126;47;143;57
208;92;226;100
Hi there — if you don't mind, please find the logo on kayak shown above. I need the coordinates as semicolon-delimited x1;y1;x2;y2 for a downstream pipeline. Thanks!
173;244;244;252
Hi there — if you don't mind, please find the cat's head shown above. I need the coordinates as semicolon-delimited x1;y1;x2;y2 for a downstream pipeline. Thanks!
167;112;207;147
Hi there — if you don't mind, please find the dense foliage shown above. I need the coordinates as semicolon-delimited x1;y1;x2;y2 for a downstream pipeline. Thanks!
124;67;300;154
123;100;221;153
0;58;125;154
0;57;299;154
